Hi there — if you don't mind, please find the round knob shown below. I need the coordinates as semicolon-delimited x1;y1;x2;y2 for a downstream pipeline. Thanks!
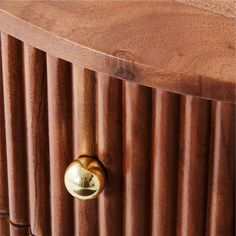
64;156;106;200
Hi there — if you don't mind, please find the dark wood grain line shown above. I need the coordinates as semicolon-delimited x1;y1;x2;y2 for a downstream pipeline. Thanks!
1;33;29;225
97;73;123;236
72;65;98;236
0;33;8;214
177;96;211;236
47;55;74;236
151;89;180;236
24;45;51;236
207;102;235;236
124;82;152;236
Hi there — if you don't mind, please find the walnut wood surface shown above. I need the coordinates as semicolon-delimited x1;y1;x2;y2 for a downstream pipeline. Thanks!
0;1;235;102
177;96;211;235
124;83;152;235
9;224;30;236
177;0;235;18
1;33;29;225
24;45;51;236
151;90;180;236
97;73;123;236
47;55;74;236
72;66;98;236
0;215;9;236
207;102;235;236
0;2;235;234
0;34;8;214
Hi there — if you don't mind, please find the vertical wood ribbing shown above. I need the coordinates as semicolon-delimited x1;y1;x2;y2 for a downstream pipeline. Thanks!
151;90;180;236
124;82;152;236
47;55;74;236
0;34;8;215
24;45;51;236
1;33;28;225
207;102;235;236
10;224;29;236
0;215;9;235
177;96;211;235
97;73;123;236
72;66;98;236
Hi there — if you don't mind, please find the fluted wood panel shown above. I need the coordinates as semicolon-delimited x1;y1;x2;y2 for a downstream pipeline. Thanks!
0;34;8;215
177;96;211;235
0;34;235;236
97;73;123;236
24;45;51;236
1;33;29;226
72;66;98;236
124;82;152;236
47;55;74;236
207;102;235;236
9;224;29;236
151;90;180;236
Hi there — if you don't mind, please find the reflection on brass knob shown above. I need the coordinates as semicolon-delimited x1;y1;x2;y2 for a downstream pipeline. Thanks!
64;156;106;200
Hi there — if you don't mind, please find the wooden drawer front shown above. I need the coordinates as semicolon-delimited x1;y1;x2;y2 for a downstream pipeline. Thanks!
0;34;235;236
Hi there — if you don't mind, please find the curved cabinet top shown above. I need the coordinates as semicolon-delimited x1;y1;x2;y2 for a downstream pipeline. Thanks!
0;1;235;102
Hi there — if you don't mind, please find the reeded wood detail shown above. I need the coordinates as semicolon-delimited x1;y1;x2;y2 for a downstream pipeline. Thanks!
0;1;235;102
72;66;98;236
0;34;8;215
177;96;211;235
97;73;123;236
1;33;29;226
151;90;180;236
0;33;235;235
124;82;152;236
207;102;235;236
9;223;29;236
47;55;74;236
24;45;50;236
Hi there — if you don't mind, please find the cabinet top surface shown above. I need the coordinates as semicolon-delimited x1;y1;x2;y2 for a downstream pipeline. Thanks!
0;1;235;103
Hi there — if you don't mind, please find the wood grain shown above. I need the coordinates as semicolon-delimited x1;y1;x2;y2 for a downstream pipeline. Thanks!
1;33;29;225
97;73;123;236
0;1;235;102
72;66;98;236
124;82;152;236
207;102;235;236
24;45;51;236
0;35;8;214
151;90;180;236
47;55;74;236
177;96;211;235
0;5;235;234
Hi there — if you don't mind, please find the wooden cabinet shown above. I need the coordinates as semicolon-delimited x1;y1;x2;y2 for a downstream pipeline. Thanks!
0;1;235;236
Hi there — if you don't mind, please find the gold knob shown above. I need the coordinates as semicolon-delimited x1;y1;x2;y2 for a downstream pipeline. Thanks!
64;156;106;200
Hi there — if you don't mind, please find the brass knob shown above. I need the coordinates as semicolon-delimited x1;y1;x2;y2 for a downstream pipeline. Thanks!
64;156;106;200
